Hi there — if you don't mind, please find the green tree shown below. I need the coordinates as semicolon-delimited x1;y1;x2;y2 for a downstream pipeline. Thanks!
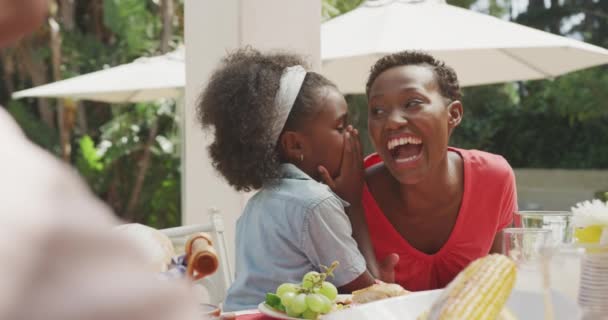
0;0;186;227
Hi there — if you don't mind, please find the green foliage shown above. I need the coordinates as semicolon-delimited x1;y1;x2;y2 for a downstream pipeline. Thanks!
447;0;477;9
73;100;181;227
595;191;608;202
0;0;180;228
345;94;374;155
547;69;608;122
6;101;60;154
451;72;608;168
61;32;118;75
322;0;364;20
103;0;160;56
486;0;508;17
78;135;103;171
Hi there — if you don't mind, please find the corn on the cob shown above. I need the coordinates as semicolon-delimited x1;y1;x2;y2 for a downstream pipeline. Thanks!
419;308;518;320
427;254;517;320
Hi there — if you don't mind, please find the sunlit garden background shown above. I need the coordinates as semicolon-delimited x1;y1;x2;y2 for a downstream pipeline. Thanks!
1;0;606;229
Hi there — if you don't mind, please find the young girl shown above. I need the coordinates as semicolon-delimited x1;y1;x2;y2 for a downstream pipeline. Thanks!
197;48;383;311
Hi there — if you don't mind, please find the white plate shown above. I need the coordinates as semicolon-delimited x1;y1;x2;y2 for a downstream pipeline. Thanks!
322;289;581;320
258;295;352;320
258;302;301;320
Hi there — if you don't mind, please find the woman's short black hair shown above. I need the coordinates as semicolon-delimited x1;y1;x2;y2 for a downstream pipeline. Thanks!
366;51;462;101
197;48;336;192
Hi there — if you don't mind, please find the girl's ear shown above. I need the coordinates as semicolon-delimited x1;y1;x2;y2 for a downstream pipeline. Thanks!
278;131;306;163
447;100;463;133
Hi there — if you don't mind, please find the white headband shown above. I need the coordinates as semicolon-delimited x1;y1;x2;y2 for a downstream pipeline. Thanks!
270;65;307;145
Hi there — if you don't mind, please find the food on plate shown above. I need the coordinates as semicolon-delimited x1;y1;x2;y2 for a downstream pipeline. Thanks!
351;282;409;304
334;294;352;306
264;261;341;319
420;254;517;320
497;307;518;320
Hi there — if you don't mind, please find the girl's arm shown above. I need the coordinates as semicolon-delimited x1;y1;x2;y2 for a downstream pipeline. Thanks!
338;269;376;293
346;201;381;277
302;199;400;294
318;127;397;282
349;202;400;283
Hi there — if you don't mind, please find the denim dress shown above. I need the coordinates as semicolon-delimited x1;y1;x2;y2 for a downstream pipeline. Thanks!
223;164;366;311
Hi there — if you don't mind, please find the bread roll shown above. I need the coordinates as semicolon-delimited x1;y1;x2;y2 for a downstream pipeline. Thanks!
352;282;409;304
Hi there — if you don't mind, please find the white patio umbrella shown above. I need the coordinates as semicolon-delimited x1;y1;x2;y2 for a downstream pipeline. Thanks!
12;47;185;103
321;0;608;94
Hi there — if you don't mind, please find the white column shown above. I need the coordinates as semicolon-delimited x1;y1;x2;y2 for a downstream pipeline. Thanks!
184;0;320;275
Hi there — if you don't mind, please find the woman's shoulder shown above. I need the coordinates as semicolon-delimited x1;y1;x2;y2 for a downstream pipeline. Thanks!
452;147;513;178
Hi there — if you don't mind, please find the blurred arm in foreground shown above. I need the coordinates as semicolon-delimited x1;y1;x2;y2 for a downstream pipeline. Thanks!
0;0;48;47
0;2;199;319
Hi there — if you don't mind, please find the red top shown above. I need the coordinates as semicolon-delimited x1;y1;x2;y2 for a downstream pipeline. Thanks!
363;147;517;291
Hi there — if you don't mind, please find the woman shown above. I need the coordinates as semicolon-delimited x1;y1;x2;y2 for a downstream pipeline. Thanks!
360;51;517;291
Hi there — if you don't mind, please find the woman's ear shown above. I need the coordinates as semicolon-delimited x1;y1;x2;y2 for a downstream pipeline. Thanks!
278;131;306;163
447;100;463;132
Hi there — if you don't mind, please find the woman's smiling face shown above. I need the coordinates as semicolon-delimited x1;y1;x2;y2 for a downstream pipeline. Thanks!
367;64;462;185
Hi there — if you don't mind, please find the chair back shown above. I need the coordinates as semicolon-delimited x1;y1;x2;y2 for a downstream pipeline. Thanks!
160;208;233;305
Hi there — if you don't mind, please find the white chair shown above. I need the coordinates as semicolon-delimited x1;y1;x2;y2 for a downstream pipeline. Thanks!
160;208;234;305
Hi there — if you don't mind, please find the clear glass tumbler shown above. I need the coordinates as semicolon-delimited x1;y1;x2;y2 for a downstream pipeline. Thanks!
517;211;574;245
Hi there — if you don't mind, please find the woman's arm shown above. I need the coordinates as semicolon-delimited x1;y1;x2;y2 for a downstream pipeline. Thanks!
346;201;381;277
490;164;518;254
490;230;504;253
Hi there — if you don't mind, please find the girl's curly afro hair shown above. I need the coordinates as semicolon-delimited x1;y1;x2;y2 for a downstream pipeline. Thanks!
197;48;335;192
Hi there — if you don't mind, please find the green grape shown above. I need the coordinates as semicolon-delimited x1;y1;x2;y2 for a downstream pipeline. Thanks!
285;305;302;318
290;293;308;314
276;283;298;298
318;294;333;314
280;291;296;308
318;281;338;301
301;309;318;319
305;293;327;313
302;271;320;289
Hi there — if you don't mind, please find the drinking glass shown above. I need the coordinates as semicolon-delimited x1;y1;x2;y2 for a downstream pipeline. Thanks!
517;211;574;245
518;243;608;320
502;227;553;267
544;245;584;301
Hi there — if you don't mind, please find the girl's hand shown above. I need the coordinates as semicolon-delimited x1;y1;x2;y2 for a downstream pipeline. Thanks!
318;126;364;204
